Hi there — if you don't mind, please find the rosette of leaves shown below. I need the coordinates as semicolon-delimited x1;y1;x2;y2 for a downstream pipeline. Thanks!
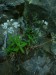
6;35;27;54
24;27;36;46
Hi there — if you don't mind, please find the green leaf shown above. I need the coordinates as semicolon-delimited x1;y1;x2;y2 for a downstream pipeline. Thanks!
21;42;27;47
13;47;19;52
28;34;33;41
19;47;25;54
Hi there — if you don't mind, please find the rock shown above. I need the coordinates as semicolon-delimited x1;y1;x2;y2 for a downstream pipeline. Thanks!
0;4;6;11
38;0;56;22
3;3;25;19
25;0;56;33
0;60;13;75
19;55;52;75
0;26;4;48
0;36;4;48
50;60;56;75
0;0;24;5
0;40;3;47
0;50;7;63
6;0;25;6
51;42;56;55
0;0;25;19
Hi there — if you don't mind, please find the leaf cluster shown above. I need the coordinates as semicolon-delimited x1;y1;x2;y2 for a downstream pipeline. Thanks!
6;35;27;54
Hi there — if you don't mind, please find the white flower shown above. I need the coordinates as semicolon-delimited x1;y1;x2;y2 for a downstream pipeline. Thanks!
1;22;8;29
10;19;14;22
42;20;45;23
7;20;10;23
3;31;7;35
12;22;20;28
12;22;18;26
4;22;8;26
42;21;48;29
42;20;48;25
44;21;48;25
8;27;14;34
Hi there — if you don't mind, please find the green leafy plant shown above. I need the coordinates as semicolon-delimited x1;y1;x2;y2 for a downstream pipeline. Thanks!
6;35;27;54
24;27;35;46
